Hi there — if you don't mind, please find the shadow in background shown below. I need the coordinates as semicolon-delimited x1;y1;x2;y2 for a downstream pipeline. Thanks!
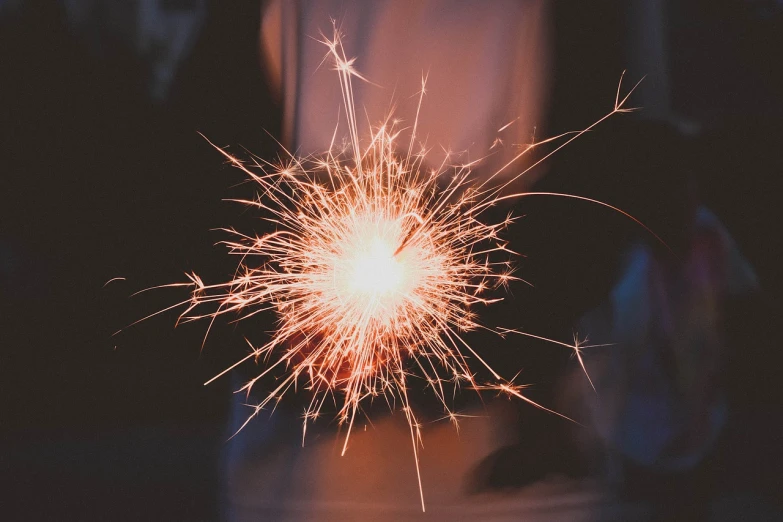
1;1;278;519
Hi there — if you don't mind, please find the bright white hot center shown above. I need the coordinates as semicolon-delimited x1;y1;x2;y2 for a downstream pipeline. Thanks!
347;235;404;295
332;216;421;315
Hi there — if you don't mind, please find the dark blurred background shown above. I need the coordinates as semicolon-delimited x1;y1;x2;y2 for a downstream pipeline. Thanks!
1;1;781;520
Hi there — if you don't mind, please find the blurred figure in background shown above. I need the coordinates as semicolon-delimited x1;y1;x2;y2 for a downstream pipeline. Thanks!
569;178;758;521
551;3;768;521
222;1;554;519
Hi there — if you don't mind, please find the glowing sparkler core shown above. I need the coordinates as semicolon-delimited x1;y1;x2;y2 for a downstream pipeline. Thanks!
336;217;414;310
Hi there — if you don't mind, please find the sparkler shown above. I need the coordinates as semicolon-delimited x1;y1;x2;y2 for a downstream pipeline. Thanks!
135;27;658;511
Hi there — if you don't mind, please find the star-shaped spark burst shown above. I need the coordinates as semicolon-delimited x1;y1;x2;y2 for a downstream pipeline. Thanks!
128;26;661;510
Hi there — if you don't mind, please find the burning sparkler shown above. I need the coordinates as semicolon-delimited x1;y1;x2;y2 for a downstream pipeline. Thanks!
132;27;658;511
